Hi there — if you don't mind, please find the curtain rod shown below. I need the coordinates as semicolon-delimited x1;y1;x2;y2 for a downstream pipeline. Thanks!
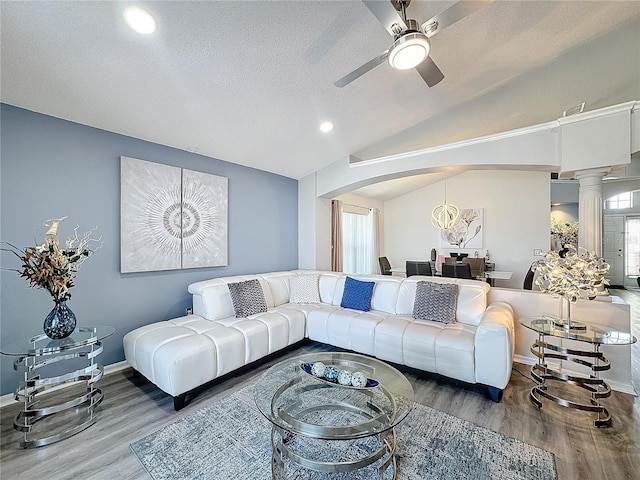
334;200;379;213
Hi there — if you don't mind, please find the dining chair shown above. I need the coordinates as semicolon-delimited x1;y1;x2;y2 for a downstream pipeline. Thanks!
462;258;486;278
442;262;473;279
406;261;432;277
523;263;536;290
379;256;392;275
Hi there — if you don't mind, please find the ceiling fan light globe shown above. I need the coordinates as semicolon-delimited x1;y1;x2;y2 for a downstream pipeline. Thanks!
388;33;430;70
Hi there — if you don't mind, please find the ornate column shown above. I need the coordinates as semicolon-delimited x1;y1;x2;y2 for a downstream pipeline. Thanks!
574;168;609;256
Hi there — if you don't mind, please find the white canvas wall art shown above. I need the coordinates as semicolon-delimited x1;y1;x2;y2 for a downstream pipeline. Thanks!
181;168;228;269
120;156;228;273
440;208;484;249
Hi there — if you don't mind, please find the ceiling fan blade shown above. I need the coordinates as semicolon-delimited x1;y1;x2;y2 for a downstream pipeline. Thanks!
362;0;407;37
421;0;494;37
334;51;389;88
416;56;444;87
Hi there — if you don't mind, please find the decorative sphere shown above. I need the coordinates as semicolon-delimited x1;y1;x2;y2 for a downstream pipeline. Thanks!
351;372;367;388
311;362;326;377
337;370;352;385
323;366;339;381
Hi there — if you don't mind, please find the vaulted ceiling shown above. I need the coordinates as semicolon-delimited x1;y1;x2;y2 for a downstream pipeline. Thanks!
2;1;639;182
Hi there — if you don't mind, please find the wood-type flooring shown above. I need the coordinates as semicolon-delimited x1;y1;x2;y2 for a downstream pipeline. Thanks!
1;288;638;480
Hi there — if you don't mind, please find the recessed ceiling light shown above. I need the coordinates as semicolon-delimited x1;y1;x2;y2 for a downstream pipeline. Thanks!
320;121;333;133
124;6;156;34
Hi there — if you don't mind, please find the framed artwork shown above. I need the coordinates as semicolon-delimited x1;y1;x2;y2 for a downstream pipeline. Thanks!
120;156;228;273
439;208;483;249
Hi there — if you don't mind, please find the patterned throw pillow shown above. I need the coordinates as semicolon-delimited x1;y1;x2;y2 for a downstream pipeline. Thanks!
289;274;321;304
413;280;458;324
340;276;375;312
227;279;268;318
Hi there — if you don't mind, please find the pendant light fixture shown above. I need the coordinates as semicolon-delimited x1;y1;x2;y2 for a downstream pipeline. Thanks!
431;171;460;229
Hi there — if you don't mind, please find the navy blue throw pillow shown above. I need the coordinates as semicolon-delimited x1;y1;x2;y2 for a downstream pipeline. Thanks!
340;276;375;312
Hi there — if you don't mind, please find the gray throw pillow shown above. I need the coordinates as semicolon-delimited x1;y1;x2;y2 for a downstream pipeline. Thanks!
228;279;268;318
289;274;321;304
413;280;458;324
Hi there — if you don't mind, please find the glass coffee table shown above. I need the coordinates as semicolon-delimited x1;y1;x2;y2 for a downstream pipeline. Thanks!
254;352;414;479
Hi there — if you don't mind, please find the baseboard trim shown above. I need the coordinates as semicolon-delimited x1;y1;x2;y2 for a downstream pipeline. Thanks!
513;354;637;396
0;360;131;409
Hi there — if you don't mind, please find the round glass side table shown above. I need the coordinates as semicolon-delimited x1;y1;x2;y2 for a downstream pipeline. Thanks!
0;325;115;448
519;317;636;427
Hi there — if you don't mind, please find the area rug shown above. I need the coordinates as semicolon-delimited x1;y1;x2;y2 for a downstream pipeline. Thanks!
131;386;557;480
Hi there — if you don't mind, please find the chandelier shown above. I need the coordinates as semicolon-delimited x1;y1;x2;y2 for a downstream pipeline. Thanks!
431;171;460;229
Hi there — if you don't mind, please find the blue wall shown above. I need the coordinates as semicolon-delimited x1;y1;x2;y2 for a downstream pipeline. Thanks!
0;104;298;395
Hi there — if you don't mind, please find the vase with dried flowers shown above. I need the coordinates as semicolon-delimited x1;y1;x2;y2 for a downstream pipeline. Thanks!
3;217;101;339
534;245;610;330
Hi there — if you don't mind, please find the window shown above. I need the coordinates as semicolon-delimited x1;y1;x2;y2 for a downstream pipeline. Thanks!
626;217;640;278
605;192;632;209
342;206;375;275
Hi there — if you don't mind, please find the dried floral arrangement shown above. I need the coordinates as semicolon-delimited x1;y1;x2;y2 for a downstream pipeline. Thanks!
534;245;610;303
3;217;101;303
550;218;579;248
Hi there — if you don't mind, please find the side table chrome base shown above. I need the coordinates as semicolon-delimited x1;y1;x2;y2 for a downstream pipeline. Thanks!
14;387;104;448
13;340;105;448
529;338;612;427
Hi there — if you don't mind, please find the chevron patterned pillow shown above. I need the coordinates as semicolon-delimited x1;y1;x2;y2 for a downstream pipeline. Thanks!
413;280;458;324
289;274;321;304
228;279;268;318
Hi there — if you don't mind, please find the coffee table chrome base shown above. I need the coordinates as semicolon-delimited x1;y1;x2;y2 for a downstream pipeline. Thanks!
529;338;612;427
269;382;399;479
271;425;396;479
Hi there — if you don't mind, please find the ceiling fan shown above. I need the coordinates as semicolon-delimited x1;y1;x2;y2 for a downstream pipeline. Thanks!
334;0;494;88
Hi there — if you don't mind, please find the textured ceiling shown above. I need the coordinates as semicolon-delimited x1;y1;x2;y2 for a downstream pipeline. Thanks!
2;1;639;183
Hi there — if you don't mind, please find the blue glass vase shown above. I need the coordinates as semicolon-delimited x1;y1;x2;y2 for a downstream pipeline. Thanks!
43;301;77;339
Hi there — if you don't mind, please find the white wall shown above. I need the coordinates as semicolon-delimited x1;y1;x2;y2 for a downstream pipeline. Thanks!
298;172;332;271
559;106;633;176
383;170;550;288
298;173;317;269
550;204;579;224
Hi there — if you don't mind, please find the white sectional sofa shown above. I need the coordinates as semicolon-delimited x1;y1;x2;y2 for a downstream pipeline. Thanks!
123;271;515;409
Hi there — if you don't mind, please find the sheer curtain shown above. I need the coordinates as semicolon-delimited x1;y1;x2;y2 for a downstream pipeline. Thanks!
626;217;639;277
331;200;343;272
341;206;379;275
372;208;382;274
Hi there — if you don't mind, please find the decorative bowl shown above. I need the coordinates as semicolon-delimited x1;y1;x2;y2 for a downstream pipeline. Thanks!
300;363;379;389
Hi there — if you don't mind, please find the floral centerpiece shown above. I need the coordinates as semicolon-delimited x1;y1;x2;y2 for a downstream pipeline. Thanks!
550;219;579;250
534;245;609;329
3;217;101;339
